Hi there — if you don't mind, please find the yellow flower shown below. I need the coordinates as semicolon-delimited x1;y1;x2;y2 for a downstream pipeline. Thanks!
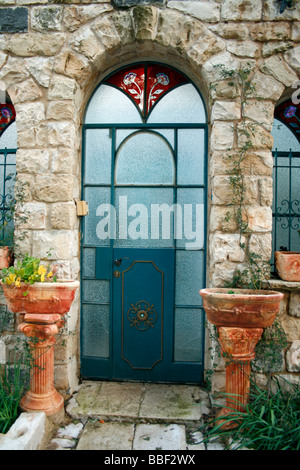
15;277;21;287
9;273;16;283
5;276;12;285
47;271;53;278
38;265;46;276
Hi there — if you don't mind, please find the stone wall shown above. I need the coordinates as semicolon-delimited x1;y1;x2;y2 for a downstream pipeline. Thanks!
0;0;299;393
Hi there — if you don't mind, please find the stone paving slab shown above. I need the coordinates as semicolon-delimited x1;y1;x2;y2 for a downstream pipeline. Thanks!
139;383;202;421
76;421;135;450
133;424;186;450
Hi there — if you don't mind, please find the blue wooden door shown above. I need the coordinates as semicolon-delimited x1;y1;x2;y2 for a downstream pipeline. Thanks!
81;63;207;383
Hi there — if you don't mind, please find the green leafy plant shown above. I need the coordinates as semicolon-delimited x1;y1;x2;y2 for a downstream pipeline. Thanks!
0;254;57;288
200;376;300;450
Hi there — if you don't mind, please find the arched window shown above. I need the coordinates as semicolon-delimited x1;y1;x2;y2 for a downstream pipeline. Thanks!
271;99;300;268
81;63;207;382
0;102;17;247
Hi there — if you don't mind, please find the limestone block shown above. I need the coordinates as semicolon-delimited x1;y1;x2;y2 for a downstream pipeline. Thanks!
210;121;234;151
132;5;158;41
31;6;63;32
221;0;262;21
91;14;121;50
14;102;45;131
24;57;54;88
258;177;273;206
242;100;275;131
210;260;243;288
260;55;299;87
289;293;300;318
5;33;65;57
111;10;135;45
188;34;225;67
226;40;260;58
237;121;273;150
281;315;300;343
33;174;75;202
249;233;272;261
46;100;76;121
262;41;294;58
168;1;220;23
212;175;258;206
0;56;30;87
50;202;77;230
286;341;300;372
0;412;46;451
249;22;290;41
263;0;300;21
210;22;248;40
291;23;300;42
156;9;204;51
246;206;272;232
63;4;113;32
211;101;241;121
47;121;76;148
16;149;49;174
284;45;300;75
16;202;47;230
53;50;92;87
209;205;239;233
48;74;78;101
32;230;79;260
210;233;245;264
202;51;239;85
7;78;43;103
252;70;285;101
68;25;104;62
50;147;77;175
17;123;48;149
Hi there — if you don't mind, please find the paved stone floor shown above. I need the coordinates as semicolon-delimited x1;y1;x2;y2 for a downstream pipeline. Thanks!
42;381;226;451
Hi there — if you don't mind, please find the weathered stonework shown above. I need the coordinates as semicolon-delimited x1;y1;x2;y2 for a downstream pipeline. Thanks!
0;0;299;394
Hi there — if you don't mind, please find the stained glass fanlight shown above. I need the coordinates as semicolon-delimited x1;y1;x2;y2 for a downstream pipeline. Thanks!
0;103;16;137
105;63;189;121
274;99;300;143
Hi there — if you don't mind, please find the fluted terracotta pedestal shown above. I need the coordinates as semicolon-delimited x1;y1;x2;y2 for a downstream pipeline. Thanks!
216;326;263;427
19;313;65;416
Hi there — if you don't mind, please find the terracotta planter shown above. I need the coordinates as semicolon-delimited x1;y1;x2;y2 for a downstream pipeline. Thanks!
275;251;300;282
1;280;79;315
199;288;284;427
0;246;12;270
1;280;79;416
200;288;284;328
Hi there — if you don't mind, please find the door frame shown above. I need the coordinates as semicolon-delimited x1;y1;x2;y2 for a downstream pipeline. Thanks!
80;64;208;383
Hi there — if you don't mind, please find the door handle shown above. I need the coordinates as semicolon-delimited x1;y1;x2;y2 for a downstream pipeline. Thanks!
114;257;129;266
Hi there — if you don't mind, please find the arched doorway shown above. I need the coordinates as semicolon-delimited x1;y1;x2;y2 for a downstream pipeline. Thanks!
80;63;207;383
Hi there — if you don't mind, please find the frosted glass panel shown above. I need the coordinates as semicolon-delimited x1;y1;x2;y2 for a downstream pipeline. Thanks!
84;187;111;245
178;129;205;185
116;128;174;150
176;188;205;249
272;119;300;152
175;250;204;306
85;129;111;184
82;304;109;357
82;248;96;278
83;280;110;303
147;84;205;124
0;121;17;148
174;308;203;362
85;85;142;124
114;187;174;247
115;131;175;185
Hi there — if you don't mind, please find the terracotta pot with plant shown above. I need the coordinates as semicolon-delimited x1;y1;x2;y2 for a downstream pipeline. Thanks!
274;233;300;282
0;254;79;416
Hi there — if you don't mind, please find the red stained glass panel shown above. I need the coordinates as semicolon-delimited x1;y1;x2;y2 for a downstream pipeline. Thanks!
275;99;300;143
105;63;188;120
0;103;16;136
